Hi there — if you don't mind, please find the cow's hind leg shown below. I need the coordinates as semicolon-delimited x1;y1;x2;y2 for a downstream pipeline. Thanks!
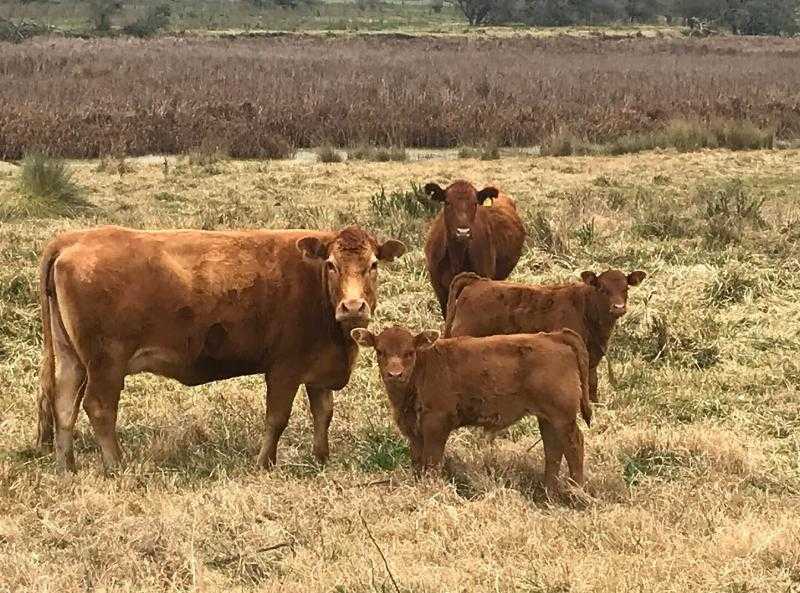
82;365;125;471
557;419;585;488
538;417;564;495
257;374;300;469
306;386;333;464
52;343;87;472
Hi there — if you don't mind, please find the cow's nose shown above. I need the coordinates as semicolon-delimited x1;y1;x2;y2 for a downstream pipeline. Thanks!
611;303;627;315
455;227;471;240
338;299;369;319
387;369;403;378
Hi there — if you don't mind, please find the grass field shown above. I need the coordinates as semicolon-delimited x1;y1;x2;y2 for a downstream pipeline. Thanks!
1;147;799;591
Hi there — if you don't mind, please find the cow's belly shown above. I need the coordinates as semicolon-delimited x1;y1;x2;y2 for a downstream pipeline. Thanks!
127;346;264;386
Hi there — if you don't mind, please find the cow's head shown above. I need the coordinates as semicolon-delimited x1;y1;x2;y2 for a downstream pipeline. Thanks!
580;269;647;319
424;180;498;243
351;326;439;385
297;227;406;329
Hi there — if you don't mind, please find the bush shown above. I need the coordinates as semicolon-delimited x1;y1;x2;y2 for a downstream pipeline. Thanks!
699;179;766;246
316;145;343;163
1;153;87;219
367;183;438;245
348;146;407;162
123;4;171;38
89;0;122;32
0;18;50;43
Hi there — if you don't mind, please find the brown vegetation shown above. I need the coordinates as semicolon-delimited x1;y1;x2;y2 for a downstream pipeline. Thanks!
2;35;800;158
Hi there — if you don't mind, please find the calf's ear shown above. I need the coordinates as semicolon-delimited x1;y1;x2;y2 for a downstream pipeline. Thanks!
424;182;446;202
627;270;647;286
477;186;499;205
378;239;406;262
580;271;598;286
296;236;329;261
414;330;440;351
350;328;375;348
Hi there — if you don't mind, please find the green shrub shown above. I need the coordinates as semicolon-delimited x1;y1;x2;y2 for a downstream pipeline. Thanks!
367;183;438;245
699;178;766;245
123;4;171;38
1;153;87;219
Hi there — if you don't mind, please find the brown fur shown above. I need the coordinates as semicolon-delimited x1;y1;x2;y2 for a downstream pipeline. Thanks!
352;326;591;493
423;180;525;317
444;269;647;403
37;224;406;471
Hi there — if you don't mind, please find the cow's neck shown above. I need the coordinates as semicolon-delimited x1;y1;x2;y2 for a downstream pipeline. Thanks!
383;380;419;438
446;239;470;272
585;296;617;360
318;267;354;353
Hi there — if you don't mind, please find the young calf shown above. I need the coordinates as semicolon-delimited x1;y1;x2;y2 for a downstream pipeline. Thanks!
444;269;647;402
351;325;592;493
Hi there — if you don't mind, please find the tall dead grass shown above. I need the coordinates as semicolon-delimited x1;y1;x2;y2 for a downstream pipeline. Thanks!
1;35;800;158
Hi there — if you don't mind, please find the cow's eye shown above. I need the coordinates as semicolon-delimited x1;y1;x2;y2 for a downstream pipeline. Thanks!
369;261;378;273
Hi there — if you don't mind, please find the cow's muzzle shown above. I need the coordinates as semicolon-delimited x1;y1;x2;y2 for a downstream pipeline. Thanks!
610;303;627;317
454;227;471;241
336;298;370;326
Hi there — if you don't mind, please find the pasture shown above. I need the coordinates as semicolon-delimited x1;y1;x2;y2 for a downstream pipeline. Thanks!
1;147;799;591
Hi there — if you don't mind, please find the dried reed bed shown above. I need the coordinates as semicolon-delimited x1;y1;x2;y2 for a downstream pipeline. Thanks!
2;34;800;158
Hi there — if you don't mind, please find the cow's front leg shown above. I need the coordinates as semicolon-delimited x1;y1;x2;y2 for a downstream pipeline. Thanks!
306;385;333;464
257;374;301;469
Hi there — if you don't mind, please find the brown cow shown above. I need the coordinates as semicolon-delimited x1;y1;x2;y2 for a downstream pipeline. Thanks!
444;269;647;402
423;180;525;317
351;326;591;493
37;225;406;472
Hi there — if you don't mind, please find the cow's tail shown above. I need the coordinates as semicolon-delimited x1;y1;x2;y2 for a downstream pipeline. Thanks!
559;329;592;427
443;272;484;337
36;242;60;451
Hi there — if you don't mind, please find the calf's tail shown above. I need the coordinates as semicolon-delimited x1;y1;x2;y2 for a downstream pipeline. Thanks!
36;243;59;451
560;329;592;427
443;272;484;337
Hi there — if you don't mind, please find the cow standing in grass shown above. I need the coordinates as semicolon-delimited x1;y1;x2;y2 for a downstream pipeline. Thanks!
423;180;525;317
352;325;591;493
445;269;647;403
37;225;406;472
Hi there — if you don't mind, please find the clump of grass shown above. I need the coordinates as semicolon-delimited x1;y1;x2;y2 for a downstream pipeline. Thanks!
348;146;407;162
354;427;409;472
540;130;596;157
705;263;769;306
699;178;766;246
632;191;694;240
528;211;571;256
1;153;87;219
123;3;171;38
367;183;438;245
316;145;344;164
622;446;686;486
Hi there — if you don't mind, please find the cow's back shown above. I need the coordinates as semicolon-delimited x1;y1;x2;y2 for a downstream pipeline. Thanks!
448;280;589;344
47;225;333;385
483;195;525;279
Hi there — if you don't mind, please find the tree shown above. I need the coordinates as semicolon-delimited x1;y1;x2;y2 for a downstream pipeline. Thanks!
89;0;122;31
452;0;496;25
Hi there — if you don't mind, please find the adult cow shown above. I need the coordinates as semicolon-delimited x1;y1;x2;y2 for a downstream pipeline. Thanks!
423;180;525;317
444;269;646;403
36;225;406;472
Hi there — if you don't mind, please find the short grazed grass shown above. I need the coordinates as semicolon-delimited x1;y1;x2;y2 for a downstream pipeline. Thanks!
0;149;799;592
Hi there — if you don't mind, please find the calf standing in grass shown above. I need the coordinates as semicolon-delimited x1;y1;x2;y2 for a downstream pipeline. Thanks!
351;325;591;493
444;269;647;402
423;180;525;317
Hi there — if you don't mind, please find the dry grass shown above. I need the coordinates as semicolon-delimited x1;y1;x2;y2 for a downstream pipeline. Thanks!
1;148;800;591
2;35;800;158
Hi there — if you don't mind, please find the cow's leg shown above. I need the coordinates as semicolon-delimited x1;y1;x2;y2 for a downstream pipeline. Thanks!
538;417;564;495
589;365;599;403
420;414;449;471
51;344;87;472
306;386;333;464
257;374;300;469
557;419;585;488
82;365;125;471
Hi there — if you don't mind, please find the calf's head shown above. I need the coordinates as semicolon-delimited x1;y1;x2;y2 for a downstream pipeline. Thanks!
425;180;499;243
581;269;647;318
351;326;439;385
297;227;406;329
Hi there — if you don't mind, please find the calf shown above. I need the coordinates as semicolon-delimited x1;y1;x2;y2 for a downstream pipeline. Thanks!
444;269;647;402
351;326;591;493
38;225;406;471
423;180;525;317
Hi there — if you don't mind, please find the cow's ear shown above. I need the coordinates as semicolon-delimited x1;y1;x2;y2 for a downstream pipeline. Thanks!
424;182;446;202
296;236;329;261
580;271;598;287
414;330;439;351
350;328;375;348
477;186;499;205
627;270;647;286
377;239;406;262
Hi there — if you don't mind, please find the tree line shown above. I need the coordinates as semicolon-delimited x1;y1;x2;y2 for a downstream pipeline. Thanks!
452;0;800;35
